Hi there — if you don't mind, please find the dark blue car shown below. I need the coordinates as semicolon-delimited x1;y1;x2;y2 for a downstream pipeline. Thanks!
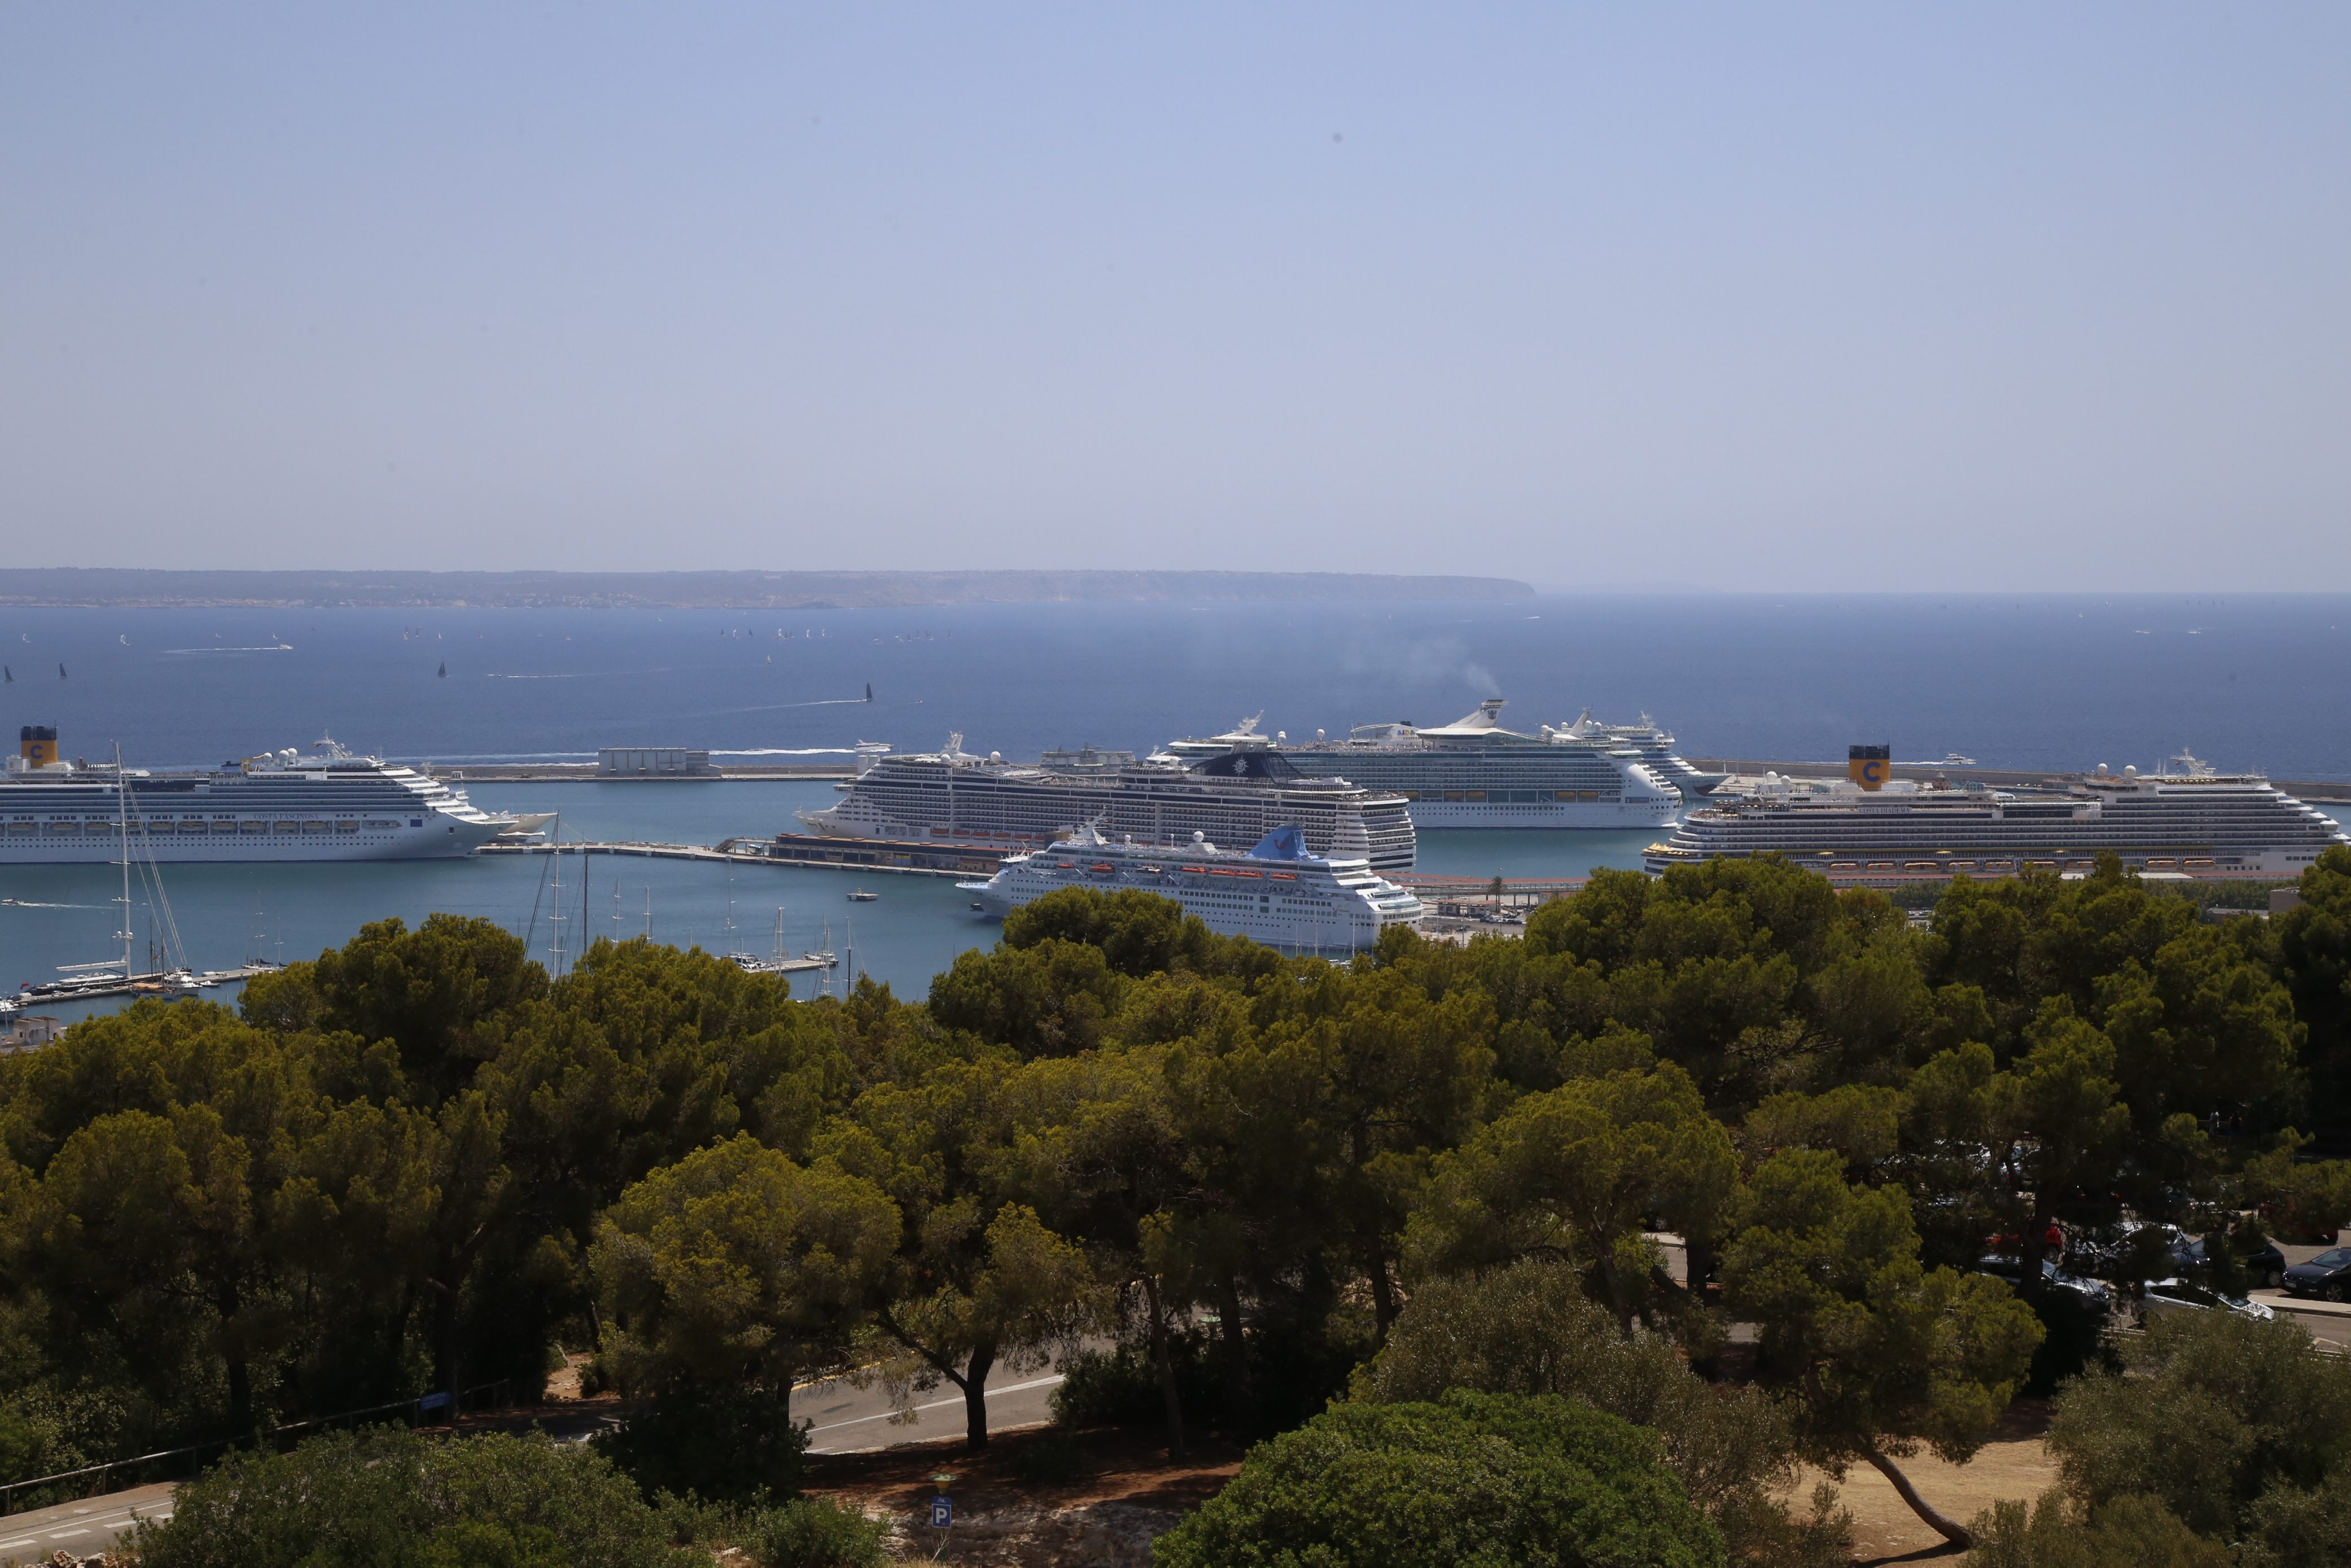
2283;1247;2351;1301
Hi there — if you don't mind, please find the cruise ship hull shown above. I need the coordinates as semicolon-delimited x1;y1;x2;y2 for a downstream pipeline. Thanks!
1168;701;1684;831
0;820;504;863
804;746;1419;873
1;738;515;864
961;828;1424;949
1645;770;2348;882
1393;798;1678;830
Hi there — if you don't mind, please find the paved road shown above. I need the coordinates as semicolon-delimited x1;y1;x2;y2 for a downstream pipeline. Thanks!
798;1359;1068;1455
0;1479;174;1560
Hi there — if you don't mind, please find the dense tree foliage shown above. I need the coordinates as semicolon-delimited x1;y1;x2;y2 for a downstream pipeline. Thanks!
1970;1310;2351;1566
1152;1390;1724;1568
4;848;2351;1558
126;1428;680;1568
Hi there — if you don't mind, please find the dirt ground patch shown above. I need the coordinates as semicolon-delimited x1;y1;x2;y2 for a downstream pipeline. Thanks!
1794;1400;2060;1565
802;1424;1241;1566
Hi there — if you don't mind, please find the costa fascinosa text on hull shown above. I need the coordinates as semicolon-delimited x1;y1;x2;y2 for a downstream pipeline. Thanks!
2;728;521;862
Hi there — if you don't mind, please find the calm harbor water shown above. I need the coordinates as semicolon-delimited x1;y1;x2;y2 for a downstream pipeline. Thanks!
6;594;2348;1020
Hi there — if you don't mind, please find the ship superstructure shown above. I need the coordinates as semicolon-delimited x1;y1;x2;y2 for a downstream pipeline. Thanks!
1166;699;1688;828
797;734;1417;871
1646;751;2347;881
961;822;1425;949
1;729;516;863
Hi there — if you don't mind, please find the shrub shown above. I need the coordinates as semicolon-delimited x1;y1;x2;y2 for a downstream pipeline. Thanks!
1052;1307;1372;1439
1357;1258;1844;1566
743;1496;886;1568
2019;1285;2117;1398
592;1383;807;1503
125;1428;677;1568
1967;1490;2228;1568
1152;1390;1723;1568
1008;1430;1086;1486
2047;1309;2351;1540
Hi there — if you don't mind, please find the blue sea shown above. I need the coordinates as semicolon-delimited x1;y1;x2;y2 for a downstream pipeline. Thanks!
5;594;2348;1020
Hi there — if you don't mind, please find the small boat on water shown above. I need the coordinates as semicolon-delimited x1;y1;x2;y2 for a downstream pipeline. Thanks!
846;888;879;903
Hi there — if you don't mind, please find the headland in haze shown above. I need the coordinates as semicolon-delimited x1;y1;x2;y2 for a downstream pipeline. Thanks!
0;568;1534;610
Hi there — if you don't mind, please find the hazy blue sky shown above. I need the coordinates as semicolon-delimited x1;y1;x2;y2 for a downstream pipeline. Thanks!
2;5;2345;589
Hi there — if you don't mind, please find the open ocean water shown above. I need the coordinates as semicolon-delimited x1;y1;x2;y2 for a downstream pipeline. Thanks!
4;594;2348;1019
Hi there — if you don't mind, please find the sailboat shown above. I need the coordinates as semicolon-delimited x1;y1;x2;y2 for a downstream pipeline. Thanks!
719;879;768;973
52;744;195;995
437;662;447;678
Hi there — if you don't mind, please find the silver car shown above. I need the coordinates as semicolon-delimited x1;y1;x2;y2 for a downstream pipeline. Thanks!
2139;1277;2275;1325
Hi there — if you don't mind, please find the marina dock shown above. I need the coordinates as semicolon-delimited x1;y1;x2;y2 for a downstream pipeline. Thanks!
12;961;283;1009
479;833;1004;878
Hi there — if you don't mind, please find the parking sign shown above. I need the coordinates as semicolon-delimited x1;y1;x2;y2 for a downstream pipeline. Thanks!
930;1495;952;1528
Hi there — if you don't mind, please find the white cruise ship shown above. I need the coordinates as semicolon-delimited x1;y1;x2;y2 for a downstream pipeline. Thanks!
961;823;1425;949
1645;753;2348;881
1;728;518;863
1166;700;1685;829
798;735;1417;872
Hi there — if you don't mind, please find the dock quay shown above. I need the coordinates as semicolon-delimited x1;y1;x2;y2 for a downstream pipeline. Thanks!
478;842;1608;898
1396;874;1586;915
479;833;1009;879
12;961;282;1010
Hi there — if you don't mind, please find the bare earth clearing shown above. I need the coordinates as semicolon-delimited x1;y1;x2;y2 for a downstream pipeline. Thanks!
803;1425;1243;1567
1792;1400;2059;1565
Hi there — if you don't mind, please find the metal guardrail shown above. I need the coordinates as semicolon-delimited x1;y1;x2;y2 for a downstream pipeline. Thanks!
0;1378;513;1516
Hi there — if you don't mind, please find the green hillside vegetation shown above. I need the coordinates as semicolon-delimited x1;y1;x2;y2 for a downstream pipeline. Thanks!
2;847;2349;1566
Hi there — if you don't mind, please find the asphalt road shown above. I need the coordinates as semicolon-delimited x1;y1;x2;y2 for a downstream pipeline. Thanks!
798;1359;1069;1455
0;1479;174;1560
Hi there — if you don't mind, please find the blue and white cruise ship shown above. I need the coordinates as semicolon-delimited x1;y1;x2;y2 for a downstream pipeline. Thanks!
1;729;520;862
961;822;1425;949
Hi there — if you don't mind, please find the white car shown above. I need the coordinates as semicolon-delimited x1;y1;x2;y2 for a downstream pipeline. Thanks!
2139;1277;2275;1325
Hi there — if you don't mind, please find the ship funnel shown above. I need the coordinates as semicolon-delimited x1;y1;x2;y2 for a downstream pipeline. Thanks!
1848;743;1890;791
20;725;56;767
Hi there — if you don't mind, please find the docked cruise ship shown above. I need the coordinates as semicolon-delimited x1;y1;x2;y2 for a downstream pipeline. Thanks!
1645;751;2349;881
797;735;1417;871
961;823;1425;949
1164;700;1688;829
1;729;519;862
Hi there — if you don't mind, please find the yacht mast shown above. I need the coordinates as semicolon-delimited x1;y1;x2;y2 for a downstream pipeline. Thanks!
549;816;566;977
114;742;132;976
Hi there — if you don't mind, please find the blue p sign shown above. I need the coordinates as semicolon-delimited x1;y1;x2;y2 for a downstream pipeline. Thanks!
930;1496;952;1529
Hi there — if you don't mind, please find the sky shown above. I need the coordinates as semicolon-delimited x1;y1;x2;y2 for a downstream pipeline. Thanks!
1;5;2345;590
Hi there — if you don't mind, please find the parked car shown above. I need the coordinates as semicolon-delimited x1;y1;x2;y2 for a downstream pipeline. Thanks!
2182;1233;2290;1290
2139;1277;2275;1325
1976;1255;2113;1311
2282;1247;2351;1302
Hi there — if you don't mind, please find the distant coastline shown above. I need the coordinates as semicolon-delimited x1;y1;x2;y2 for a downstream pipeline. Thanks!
0;568;1534;610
